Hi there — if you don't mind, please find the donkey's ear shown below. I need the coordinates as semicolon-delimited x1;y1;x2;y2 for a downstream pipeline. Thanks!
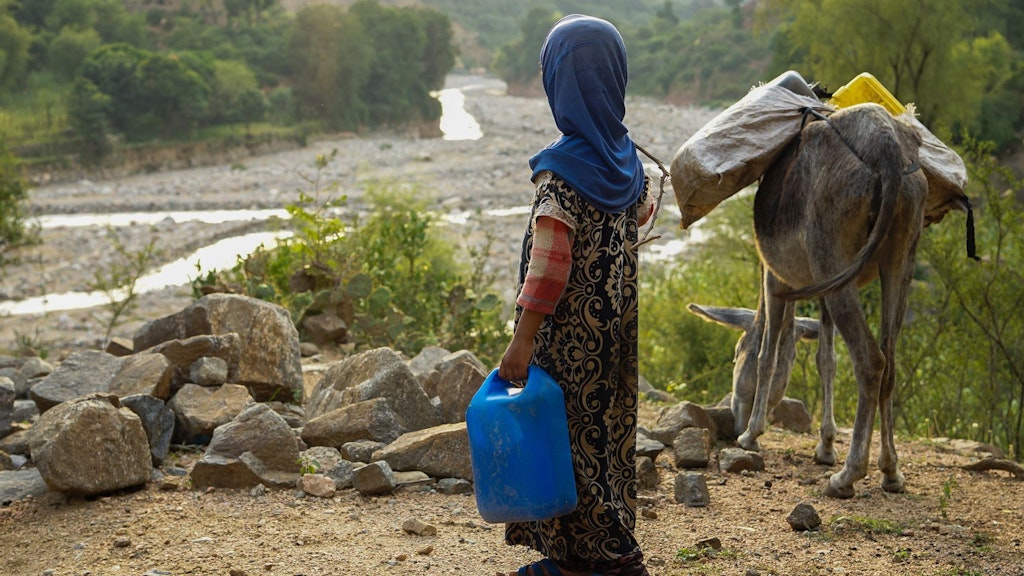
687;303;755;332
794;316;821;341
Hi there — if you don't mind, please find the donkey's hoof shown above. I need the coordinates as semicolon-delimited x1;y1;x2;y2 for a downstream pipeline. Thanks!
737;432;761;452
814;446;837;466
823;477;855;499
882;472;906;493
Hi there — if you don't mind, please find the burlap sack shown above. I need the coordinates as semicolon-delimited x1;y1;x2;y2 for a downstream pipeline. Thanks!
669;83;833;229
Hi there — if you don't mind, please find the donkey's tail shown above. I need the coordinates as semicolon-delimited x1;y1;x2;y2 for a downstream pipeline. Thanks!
775;114;902;301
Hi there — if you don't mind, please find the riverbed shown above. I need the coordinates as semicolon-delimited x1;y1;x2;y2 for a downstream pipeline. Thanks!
0;74;719;356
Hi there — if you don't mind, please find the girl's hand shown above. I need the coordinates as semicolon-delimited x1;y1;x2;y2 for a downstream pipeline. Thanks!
499;336;534;382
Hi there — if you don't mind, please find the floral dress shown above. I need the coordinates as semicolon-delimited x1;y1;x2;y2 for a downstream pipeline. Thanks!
505;173;648;575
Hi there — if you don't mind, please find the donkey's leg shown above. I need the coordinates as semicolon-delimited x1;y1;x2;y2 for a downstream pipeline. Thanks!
738;272;793;452
814;300;838;465
876;247;919;493
823;286;885;499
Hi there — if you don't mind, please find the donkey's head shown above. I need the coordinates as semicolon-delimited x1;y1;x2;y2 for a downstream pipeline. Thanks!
687;302;819;437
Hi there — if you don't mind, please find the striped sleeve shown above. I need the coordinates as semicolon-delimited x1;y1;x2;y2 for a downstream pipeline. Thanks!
517;216;573;314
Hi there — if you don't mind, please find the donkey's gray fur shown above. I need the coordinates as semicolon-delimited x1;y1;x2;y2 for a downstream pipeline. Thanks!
699;103;928;498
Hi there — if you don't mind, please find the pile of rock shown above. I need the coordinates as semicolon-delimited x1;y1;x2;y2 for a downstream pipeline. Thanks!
1;292;814;510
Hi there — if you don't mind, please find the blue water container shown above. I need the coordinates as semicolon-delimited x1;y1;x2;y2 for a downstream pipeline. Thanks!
465;366;578;523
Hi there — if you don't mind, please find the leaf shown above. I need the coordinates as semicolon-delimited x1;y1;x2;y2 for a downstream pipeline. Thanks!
346;273;373;299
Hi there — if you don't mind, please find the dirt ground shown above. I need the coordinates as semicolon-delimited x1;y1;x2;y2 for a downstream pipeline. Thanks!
2;75;1023;575
2;408;1023;576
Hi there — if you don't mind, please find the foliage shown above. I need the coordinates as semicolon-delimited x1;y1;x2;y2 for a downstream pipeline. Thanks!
87;226;161;345
191;154;509;364
491;7;559;89
758;0;1022;148
0;6;32;92
897;143;1024;461
0;141;33;263
638;191;761;399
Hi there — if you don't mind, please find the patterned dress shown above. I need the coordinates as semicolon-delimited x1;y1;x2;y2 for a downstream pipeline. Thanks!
506;173;648;575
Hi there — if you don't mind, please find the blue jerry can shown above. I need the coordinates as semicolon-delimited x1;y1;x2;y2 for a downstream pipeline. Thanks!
465;365;577;523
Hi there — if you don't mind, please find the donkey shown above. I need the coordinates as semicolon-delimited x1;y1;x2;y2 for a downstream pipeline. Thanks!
729;103;928;498
686;299;834;456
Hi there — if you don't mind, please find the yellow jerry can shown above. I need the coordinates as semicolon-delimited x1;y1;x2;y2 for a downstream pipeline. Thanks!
829;72;906;116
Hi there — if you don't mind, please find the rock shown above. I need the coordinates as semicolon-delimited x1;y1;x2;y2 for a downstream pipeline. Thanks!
434;359;486;423
104;337;134;357
436;477;473;495
190;357;229;386
301;313;348;346
29;350;124;413
704;404;737;441
120;394;175;465
301;398;404;447
786;502;822;531
636;432;666;461
637;456;660;491
28;394;152;496
307;347;442;433
168;384;253;445
11;399;38;424
148;333;242;393
135;294;303;402
352;461;397;496
340;439;386;463
401;517;438;536
0;377;14;437
673;472;710;507
300;446;356;488
672;427;712;469
0;368;28;398
647;401;717;445
718;447;765;474
435;350;486;375
298;473;336;498
372;422;472;481
770;397;812;434
639;375;675;403
19;357;54;379
109;352;174;400
190;403;300;489
0;469;50;504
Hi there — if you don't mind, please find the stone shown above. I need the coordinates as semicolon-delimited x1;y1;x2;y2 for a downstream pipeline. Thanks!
770;397;812;434
352;461;397;496
672;427;712;469
301;398;404;447
637;456;660;491
301;313;348;346
28;394;152;496
718;447;765;474
120;394;175;465
786;502;822;531
372;422;472;481
148;333;242;393
189;357;229;387
134;294;303;402
19;357;54;379
109;352;174;400
648;401;717;445
190;404;300;489
0;377;14;437
29;350;124;413
168;383;253;445
674;472;710;507
0;469;50;504
435;359;487;424
298;474;336;498
340;439;386;463
636;432;666;461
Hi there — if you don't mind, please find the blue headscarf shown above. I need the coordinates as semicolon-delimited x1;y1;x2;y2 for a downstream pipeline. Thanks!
529;14;645;213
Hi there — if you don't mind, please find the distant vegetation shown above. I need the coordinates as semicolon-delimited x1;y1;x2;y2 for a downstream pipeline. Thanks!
0;0;456;164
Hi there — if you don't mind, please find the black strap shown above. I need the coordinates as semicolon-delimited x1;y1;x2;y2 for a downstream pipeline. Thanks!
965;197;981;261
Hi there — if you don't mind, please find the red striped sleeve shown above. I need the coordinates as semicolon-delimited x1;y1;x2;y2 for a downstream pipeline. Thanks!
517;216;573;314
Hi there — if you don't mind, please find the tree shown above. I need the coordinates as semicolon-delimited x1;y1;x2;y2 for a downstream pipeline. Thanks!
66;77;112;161
288;3;370;129
79;43;147;137
760;0;1012;138
0;7;32;92
48;26;101;82
0;141;31;262
134;53;210;140
351;0;428;125
491;7;560;91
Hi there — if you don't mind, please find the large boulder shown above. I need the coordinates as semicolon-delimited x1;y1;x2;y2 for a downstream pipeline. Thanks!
28;394;151;496
372;422;473;481
167;384;253;444
29;351;124;413
134;294;303;402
